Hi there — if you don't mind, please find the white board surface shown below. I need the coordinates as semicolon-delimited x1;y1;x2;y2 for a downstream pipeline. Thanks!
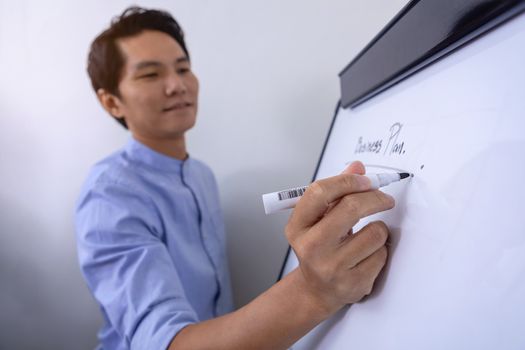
282;12;525;350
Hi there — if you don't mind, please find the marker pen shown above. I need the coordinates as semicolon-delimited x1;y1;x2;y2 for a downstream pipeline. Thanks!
262;172;411;215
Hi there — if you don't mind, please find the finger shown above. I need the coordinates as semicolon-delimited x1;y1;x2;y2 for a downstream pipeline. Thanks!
337;227;354;244
353;245;388;294
316;161;365;215
288;173;372;232
339;221;390;269
310;191;394;244
342;161;366;175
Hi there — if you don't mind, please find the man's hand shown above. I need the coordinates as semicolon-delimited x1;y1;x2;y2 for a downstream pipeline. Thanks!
169;161;395;350
285;161;394;315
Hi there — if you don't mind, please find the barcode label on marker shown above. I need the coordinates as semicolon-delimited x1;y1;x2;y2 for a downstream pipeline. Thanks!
277;186;308;201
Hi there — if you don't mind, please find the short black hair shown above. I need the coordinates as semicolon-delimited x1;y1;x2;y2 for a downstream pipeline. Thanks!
87;6;189;129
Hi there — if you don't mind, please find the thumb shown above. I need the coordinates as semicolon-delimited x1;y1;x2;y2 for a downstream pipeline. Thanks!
343;161;366;175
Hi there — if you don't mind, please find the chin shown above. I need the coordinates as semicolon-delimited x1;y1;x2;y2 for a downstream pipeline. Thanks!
166;121;196;138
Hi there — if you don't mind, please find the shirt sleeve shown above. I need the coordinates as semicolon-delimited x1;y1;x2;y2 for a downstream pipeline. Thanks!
75;180;198;349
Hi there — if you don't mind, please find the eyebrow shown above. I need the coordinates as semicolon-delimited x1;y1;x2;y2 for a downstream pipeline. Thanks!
134;57;190;70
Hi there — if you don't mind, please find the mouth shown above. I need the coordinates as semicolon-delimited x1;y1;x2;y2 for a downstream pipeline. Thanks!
163;102;193;112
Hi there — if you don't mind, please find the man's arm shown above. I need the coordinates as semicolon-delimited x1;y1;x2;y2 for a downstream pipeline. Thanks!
169;165;394;349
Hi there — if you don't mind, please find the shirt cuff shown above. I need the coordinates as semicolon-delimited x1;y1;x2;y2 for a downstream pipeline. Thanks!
130;300;198;350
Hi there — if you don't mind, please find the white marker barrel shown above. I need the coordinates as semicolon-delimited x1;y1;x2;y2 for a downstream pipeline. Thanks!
262;173;410;214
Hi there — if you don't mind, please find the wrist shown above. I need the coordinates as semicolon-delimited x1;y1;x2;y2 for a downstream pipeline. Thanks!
287;268;341;321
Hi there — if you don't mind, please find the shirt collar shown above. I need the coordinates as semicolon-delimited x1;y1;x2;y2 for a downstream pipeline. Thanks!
124;137;189;174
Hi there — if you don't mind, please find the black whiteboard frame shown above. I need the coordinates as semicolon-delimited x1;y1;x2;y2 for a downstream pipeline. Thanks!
277;0;525;282
340;0;525;109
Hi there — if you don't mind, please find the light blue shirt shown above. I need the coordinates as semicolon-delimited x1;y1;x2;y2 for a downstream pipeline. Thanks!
75;138;234;350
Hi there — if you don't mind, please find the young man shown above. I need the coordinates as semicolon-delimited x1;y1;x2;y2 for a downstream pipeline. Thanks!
76;7;394;350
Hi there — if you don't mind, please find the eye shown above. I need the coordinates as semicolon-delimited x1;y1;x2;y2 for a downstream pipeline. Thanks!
177;67;190;74
139;72;158;79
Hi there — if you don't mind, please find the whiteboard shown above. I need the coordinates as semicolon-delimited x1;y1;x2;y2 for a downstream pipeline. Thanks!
281;11;525;350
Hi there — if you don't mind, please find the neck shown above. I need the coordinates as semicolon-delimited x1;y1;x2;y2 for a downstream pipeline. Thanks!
132;133;188;160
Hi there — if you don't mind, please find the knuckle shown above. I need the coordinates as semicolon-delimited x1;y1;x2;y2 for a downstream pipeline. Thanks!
365;284;374;296
369;247;388;272
294;236;317;260
352;294;366;303
374;190;395;208
284;222;295;242
377;246;388;262
318;263;338;283
306;182;331;210
366;221;389;245
344;266;378;302
366;283;374;295
340;195;360;215
292;240;307;260
284;226;300;248
357;275;376;297
333;281;350;301
349;265;365;282
348;275;368;300
342;174;359;190
307;181;325;199
303;260;338;289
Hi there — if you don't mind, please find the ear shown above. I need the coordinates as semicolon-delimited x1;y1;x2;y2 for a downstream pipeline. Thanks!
96;88;125;120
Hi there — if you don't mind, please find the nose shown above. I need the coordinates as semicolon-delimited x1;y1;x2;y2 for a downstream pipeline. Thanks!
165;72;187;96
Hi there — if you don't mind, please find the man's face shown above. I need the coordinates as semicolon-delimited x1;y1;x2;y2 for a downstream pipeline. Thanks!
112;30;199;141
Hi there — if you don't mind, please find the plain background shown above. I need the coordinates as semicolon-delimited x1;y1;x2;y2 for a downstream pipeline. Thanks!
0;0;407;348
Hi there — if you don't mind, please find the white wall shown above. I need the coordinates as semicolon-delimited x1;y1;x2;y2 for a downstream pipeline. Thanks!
0;0;407;348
